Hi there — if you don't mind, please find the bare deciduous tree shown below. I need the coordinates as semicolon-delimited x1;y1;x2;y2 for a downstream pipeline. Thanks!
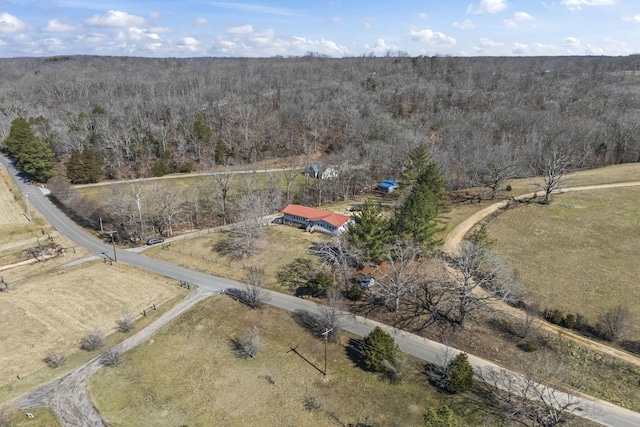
233;326;262;359
373;240;423;312
243;266;270;309
475;358;580;427
311;235;362;289
316;289;343;342
596;305;634;342
536;147;568;204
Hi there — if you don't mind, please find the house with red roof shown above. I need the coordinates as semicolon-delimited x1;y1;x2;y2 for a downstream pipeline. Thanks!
282;204;352;235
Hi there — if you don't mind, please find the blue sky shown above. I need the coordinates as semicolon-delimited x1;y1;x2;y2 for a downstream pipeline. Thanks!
0;0;638;57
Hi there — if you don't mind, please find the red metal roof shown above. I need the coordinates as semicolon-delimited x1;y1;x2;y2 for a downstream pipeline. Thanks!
283;204;351;228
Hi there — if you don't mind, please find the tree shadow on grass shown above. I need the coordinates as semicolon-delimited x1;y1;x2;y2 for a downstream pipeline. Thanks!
291;309;324;337
345;337;367;371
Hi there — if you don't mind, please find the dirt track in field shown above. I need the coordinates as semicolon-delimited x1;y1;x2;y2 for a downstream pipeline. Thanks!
17;288;215;427
443;181;640;368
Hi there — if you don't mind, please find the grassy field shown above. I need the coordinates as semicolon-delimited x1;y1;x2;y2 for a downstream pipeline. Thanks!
0;163;188;406
147;224;330;287
0;261;187;402
89;296;479;427
487;186;640;336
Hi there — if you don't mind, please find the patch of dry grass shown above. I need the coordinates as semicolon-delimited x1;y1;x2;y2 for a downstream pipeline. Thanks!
487;187;640;336
0;406;61;427
147;225;330;288
0;261;186;402
89;296;477;427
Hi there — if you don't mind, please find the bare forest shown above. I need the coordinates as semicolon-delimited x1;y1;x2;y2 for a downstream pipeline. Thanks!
2;54;640;241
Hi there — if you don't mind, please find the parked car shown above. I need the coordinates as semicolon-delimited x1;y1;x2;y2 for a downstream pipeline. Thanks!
146;237;164;245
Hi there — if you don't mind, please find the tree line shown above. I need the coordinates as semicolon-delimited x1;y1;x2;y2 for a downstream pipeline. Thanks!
1;54;639;189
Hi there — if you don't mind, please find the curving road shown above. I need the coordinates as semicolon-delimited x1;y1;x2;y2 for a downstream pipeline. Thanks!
3;154;640;427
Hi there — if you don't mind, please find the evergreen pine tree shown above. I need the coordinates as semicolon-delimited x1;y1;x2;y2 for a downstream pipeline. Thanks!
395;183;442;248
360;326;397;372
446;353;474;394
424;405;460;427
347;199;390;262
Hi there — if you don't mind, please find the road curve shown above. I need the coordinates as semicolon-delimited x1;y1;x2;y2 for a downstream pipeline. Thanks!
3;154;640;427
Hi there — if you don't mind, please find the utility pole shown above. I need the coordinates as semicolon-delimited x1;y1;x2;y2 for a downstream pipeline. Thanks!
108;231;117;262
25;194;31;221
322;328;333;376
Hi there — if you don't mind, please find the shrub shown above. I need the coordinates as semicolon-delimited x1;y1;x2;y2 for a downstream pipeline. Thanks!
446;353;474;394
303;396;322;411
561;313;576;329
518;340;539;352
360;326;397;373
596;305;634;342
101;349;123;366
116;312;135;332
233;326;262;359
43;350;67;368
81;329;104;351
424;405;460;427
344;284;364;301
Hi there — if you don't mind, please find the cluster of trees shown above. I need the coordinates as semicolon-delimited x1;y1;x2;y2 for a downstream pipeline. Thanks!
1;54;640;189
2;117;55;182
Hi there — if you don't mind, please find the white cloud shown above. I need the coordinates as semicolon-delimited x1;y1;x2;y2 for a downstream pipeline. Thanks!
146;42;163;52
43;37;63;47
0;12;27;33
192;17;209;25
419;13;428;20
208;2;298;16
453;19;475;29
504;11;534;28
178;37;200;51
215;25;348;57
410;28;456;47
479;38;503;48
623;14;640;22
467;0;508;14
43;20;77;33
332;16;343;23
587;38;630;55
149;26;171;34
515;11;533;21
364;38;399;54
560;0;615;10
512;42;529;54
564;36;580;47
149;11;161;19
86;10;146;28
363;17;376;29
228;24;254;35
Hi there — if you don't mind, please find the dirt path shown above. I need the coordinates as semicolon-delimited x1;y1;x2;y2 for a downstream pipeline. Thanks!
17;288;216;427
443;181;640;367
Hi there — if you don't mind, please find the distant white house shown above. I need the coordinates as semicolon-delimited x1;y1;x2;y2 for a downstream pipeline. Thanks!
305;162;338;180
282;204;352;235
354;273;375;288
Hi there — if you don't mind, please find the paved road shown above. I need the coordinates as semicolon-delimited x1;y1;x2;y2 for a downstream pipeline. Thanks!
3;154;640;427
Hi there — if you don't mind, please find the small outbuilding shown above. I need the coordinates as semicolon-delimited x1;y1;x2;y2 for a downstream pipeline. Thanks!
354;273;375;288
377;179;398;193
305;162;338;180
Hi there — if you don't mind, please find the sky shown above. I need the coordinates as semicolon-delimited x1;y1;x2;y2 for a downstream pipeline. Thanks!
0;0;639;58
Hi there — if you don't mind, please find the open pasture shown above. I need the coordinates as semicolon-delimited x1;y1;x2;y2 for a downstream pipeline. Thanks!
89;296;477;427
487;186;640;336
